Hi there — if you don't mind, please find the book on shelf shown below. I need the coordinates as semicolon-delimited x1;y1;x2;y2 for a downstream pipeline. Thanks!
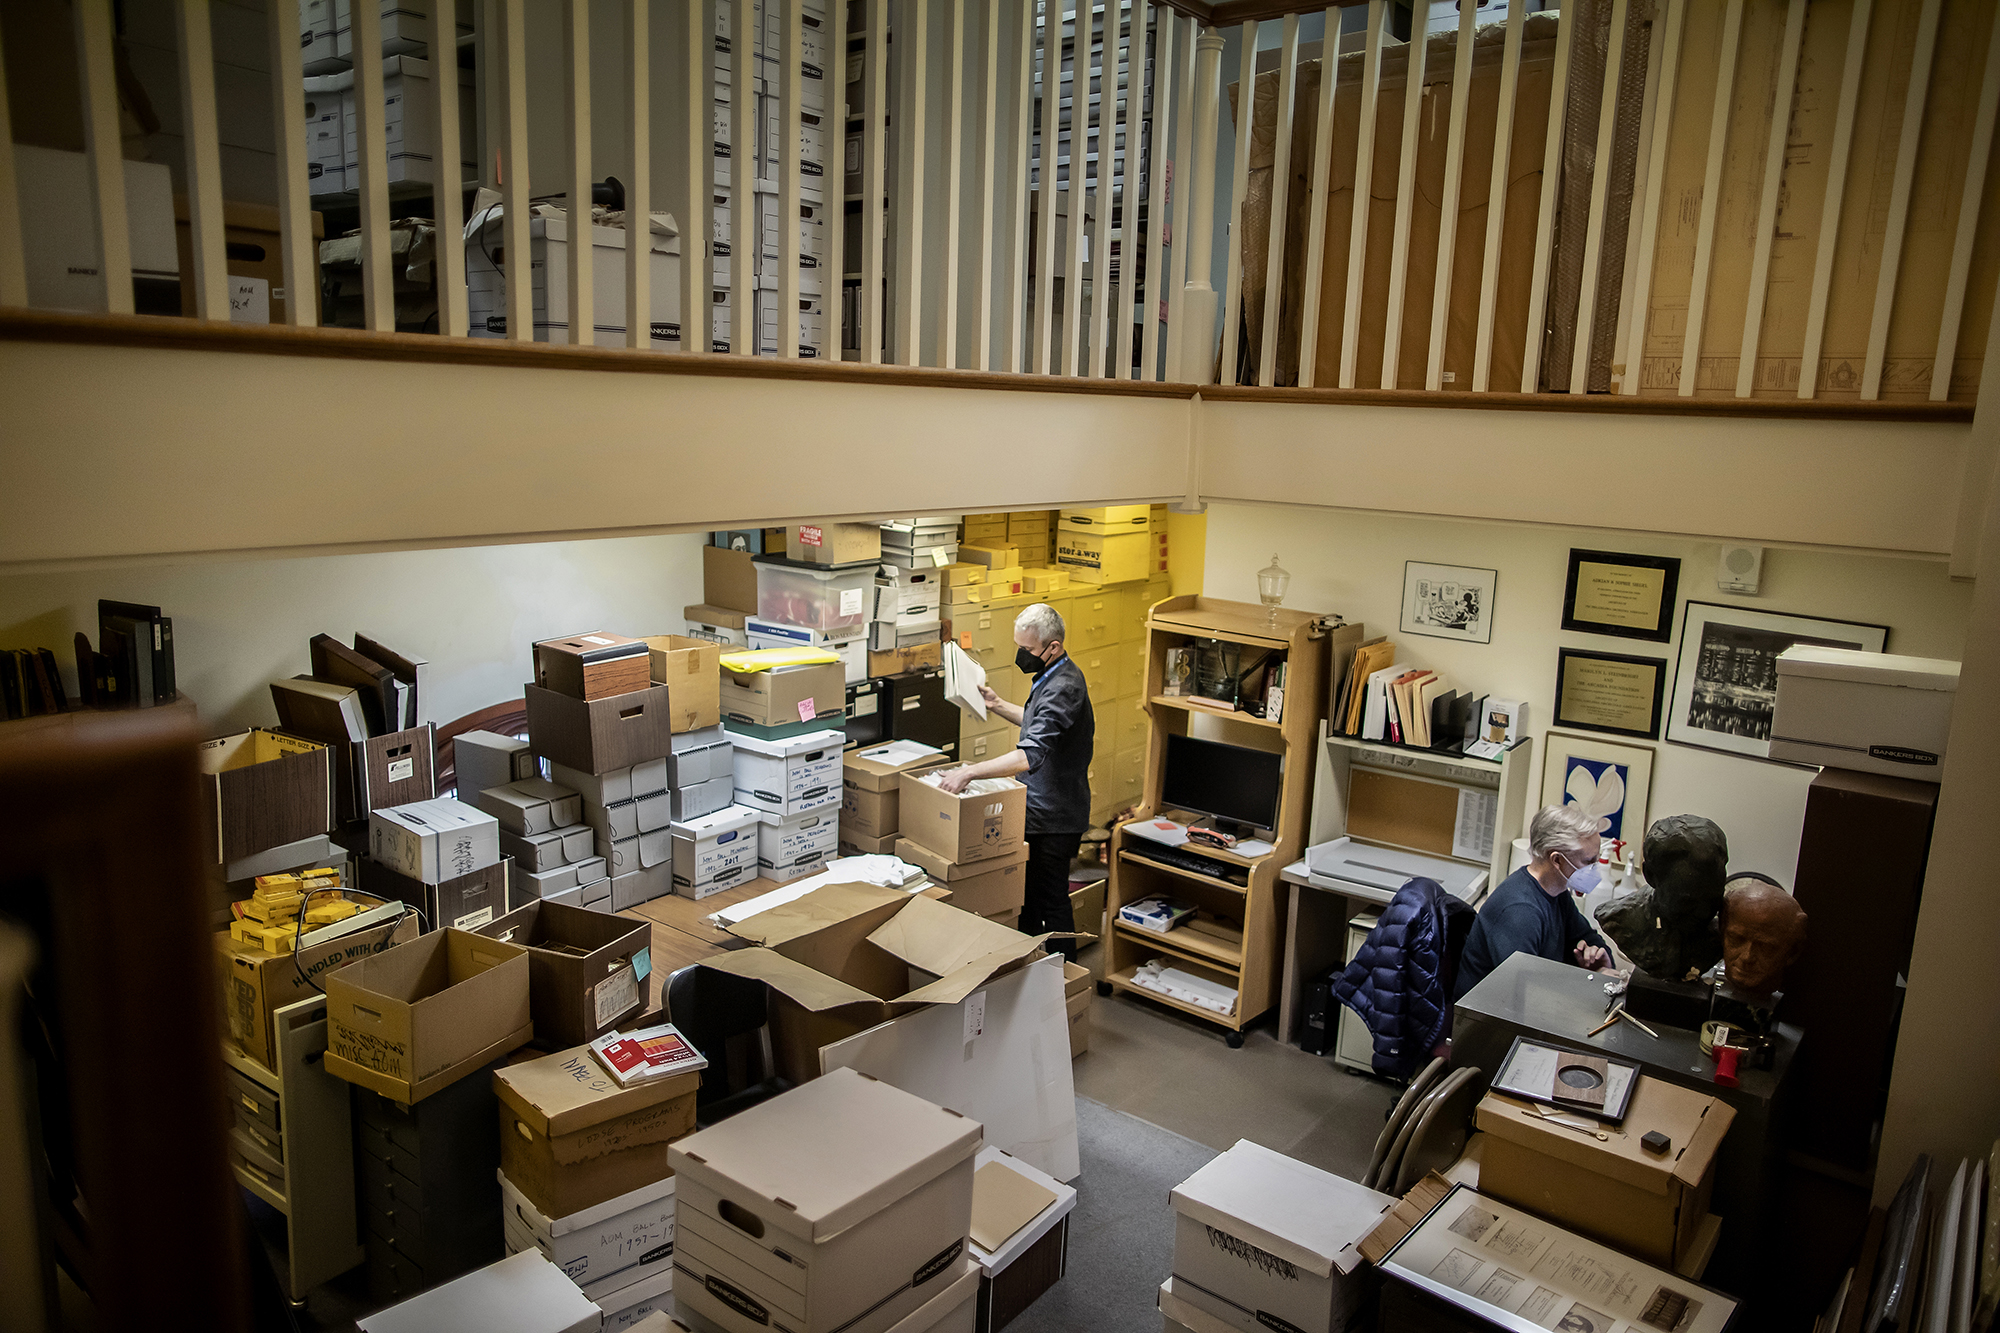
98;599;176;707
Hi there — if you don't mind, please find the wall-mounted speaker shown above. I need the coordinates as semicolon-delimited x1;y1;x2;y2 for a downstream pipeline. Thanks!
1717;544;1764;595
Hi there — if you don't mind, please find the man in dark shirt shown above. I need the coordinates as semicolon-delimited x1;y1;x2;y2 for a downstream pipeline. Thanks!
938;603;1092;958
1453;804;1618;1001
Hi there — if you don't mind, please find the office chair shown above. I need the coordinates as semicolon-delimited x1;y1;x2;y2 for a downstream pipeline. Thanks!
665;965;792;1127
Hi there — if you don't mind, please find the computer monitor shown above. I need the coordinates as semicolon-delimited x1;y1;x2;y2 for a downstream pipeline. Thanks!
1160;734;1283;835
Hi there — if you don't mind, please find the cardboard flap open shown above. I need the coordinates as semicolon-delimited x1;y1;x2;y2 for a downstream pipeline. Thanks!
1169;1139;1393;1278
865;893;1044;978
700;947;899;1016
1674;1099;1737;1190
722;880;912;948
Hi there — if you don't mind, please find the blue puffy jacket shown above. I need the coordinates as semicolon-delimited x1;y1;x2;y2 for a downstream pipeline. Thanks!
1332;877;1476;1079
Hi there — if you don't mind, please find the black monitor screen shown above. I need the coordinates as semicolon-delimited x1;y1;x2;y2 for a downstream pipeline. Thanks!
1160;734;1283;832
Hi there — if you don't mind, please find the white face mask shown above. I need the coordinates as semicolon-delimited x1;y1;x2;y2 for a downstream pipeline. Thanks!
1556;851;1602;896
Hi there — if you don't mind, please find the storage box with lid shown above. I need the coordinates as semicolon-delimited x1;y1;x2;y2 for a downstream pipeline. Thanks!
842;740;952;839
324;929;532;1104
534;632;652;701
686;605;751;647
549;757;669;808
731;728;844;815
611;866;671;913
882;517;964;556
353;1249;600;1333
471;779;583;836
498;1168;675;1298
670;1067;982;1333
1474;1077;1734;1268
721;658;846;738
672;776;735;823
754;806;840;881
361;854;511;933
493;1042;701;1220
473;899;648;1047
329;54;477;196
468;211;682;346
672;803;761;896
967;1146;1077;1333
1770;646;1959;780
747;616;870;684
1168;1140;1393;1333
1057;527;1154;586
1058;505;1150;534
755;557;878;634
369;797;500;884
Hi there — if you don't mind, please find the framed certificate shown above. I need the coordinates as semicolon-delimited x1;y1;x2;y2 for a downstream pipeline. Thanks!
1562;550;1680;642
1554;649;1667;740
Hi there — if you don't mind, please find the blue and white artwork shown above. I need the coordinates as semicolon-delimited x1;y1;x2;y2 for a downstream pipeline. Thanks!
1561;756;1630;843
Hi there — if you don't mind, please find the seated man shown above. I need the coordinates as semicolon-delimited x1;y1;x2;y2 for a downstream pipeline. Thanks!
1452;805;1618;1001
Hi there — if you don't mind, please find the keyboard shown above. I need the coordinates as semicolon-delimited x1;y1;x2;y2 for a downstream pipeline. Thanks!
1125;844;1244;883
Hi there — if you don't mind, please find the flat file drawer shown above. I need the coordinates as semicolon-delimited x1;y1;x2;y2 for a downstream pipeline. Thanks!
365;1196;429;1251
363;1229;427;1303
1123;580;1170;640
358;1151;427;1216
1115;694;1148;754
230;1125;287;1192
233;1106;285;1164
1068;592;1123;652
952;605;1019;658
1114;747;1148;802
226;1067;282;1138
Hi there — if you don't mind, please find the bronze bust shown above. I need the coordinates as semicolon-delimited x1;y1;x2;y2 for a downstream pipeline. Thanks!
1593;814;1730;980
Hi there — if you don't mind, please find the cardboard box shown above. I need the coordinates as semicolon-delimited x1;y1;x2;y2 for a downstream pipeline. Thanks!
669;725;734;786
839;831;901;857
581;791;671;841
945;584;989;607
476;899;650;1047
705;545;760;614
754;806;841;881
534;632;653;701
636;634;721;733
869;641;946;677
1054;530;1152;585
495;825;591;872
897;773;1026;866
473;779;583;836
672;775;735;822
957;544;1020;569
1475;1079;1735;1267
731;729;845;815
720;661;845;731
786;521;885;565
498;1168;676;1296
669;1067;981;1333
362;855;512;932
671;803;761;895
1770;646;1960;779
1057;505;1150;533
1169;1140;1394;1333
592;1263;676;1331
610;862;673;912
174;196;322;325
1064;963;1091;1057
369;797;501;884
548;758;665;807
197;729;335;865
353;1249;601;1333
940;564;987;588
842;740;953;838
216;914;418;1069
527;682;675;775
455;730;539;800
894;842;1029;918
701;883;1068;1085
493;1042;701;1219
1068;876;1107;939
685;604;751;648
324;929;533;1104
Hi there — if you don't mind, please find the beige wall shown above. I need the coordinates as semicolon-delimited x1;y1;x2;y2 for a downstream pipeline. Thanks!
1200;500;1975;878
0;534;706;737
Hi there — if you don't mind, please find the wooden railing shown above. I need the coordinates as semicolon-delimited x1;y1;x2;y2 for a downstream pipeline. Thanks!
2;0;1996;411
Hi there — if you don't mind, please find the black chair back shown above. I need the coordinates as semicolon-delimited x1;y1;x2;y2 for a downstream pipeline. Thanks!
666;964;770;1107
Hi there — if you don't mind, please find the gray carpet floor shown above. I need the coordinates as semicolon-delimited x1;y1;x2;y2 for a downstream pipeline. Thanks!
1006;1096;1219;1333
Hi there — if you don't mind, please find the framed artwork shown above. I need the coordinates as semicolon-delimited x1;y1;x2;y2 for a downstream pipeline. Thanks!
1402;562;1497;645
1541;731;1654;856
1553;649;1668;740
1562;549;1680;642
1667;602;1889;760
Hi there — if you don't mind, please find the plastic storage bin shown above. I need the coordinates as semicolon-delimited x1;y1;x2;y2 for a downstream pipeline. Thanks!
754;557;876;634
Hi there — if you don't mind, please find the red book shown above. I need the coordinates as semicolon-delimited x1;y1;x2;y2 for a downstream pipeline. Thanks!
588;1023;708;1087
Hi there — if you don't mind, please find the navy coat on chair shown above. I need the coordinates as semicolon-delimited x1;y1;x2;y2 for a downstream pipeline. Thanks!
1332;877;1476;1079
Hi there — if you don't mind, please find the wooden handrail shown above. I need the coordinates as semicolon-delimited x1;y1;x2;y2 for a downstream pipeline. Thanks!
0;307;1972;423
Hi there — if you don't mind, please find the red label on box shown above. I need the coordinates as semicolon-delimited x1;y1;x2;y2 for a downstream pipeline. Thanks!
800;525;824;547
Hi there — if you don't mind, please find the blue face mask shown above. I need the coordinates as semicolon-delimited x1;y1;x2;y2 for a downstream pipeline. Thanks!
1557;852;1602;896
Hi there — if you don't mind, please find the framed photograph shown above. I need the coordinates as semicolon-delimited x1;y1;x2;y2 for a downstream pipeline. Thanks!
1541;732;1653;859
1554;649;1667;740
1379;1183;1739;1333
1562;549;1680;642
1667;602;1889;761
1402;562;1497;645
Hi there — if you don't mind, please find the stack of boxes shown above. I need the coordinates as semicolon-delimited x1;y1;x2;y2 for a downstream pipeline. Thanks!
669;1067;985;1333
494;1040;702;1326
297;1;475;202
468;777;605;908
367;795;510;931
686;541;764;648
732;728;845;882
1053;504;1169;587
746;523;883;685
837;739;952;857
893;769;1030;929
523;632;682;914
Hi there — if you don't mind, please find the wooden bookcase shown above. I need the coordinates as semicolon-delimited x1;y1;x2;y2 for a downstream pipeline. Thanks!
1102;597;1354;1044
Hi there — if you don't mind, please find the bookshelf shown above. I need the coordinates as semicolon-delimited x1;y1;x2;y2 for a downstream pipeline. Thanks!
1102;596;1363;1045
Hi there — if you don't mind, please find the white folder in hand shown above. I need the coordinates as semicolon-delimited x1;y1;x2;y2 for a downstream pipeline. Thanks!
943;641;988;721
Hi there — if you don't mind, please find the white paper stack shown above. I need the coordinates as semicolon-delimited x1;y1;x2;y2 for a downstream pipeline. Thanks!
943;641;988;720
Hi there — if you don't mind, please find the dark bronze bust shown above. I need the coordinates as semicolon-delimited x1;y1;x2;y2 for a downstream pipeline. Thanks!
1593;814;1729;980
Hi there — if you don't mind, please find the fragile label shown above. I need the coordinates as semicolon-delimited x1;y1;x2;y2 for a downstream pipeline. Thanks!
800;525;824;547
594;964;640;1029
387;757;415;782
798;699;817;721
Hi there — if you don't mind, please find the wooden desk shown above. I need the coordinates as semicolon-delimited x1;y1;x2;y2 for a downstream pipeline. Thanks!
625;878;788;949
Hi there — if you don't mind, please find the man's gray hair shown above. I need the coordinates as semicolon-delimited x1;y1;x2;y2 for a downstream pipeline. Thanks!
1015;602;1066;645
1529;803;1601;857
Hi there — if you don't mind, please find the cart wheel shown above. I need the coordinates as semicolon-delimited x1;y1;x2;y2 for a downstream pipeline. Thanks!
1096;980;1112;997
1226;1030;1246;1049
